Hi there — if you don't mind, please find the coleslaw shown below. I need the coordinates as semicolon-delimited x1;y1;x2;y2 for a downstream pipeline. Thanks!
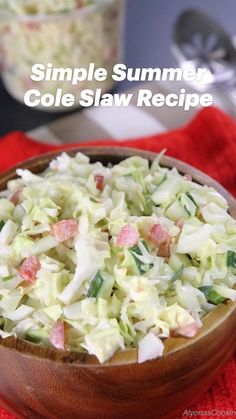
0;151;236;364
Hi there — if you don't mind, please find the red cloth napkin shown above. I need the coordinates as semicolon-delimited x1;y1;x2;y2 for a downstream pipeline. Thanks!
0;106;236;419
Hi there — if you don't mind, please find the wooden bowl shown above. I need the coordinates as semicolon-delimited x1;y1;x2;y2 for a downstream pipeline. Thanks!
0;147;236;419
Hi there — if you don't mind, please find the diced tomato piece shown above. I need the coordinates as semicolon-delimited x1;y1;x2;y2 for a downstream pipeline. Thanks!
2;25;10;35
51;219;78;243
149;224;169;245
157;241;171;258
26;22;41;31
49;321;65;351
94;174;104;191
116;224;140;247
11;190;20;206
19;256;40;284
76;0;83;7
148;224;171;258
174;322;200;338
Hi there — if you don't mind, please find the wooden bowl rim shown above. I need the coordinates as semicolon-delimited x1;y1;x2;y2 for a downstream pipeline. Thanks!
0;146;236;367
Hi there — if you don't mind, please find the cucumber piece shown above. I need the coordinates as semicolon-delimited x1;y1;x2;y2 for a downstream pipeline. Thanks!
25;329;50;345
199;286;225;305
143;195;153;216
151;176;181;206
166;199;189;221
187;217;203;227
170;264;184;284
2;275;13;282
227;250;236;268
179;193;197;217
168;254;191;271
24;297;41;309
121;249;140;276
97;272;114;299
186;192;198;207
119;320;134;346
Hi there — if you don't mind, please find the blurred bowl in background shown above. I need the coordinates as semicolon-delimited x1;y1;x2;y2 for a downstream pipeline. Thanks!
0;0;125;111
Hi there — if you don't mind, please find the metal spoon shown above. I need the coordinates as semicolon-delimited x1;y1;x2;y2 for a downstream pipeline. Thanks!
172;8;236;115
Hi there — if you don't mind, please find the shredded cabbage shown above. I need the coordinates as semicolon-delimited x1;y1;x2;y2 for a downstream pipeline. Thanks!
0;151;236;363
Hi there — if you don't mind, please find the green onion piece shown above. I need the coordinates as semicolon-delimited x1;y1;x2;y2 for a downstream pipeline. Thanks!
130;244;144;274
0;220;5;231
0;317;4;329
227;250;236;268
130;240;153;275
87;271;104;298
170;264;184;284
199;286;225;305
2;276;13;282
